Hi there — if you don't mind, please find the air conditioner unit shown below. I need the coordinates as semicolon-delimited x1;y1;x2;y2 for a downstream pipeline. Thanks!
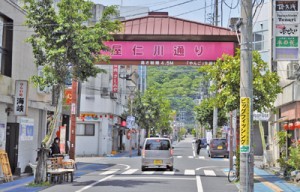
110;92;118;100
287;62;299;80
100;87;109;97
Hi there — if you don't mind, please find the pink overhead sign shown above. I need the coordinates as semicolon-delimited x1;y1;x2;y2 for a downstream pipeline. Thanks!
105;41;235;61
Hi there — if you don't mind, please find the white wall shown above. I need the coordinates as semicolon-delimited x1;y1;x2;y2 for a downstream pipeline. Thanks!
75;122;101;156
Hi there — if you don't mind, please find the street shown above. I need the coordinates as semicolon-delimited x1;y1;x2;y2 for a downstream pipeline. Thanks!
41;136;238;192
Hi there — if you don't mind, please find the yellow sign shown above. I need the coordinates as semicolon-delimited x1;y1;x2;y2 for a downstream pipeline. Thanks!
240;97;250;153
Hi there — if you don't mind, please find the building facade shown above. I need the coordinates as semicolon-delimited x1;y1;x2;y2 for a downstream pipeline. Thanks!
0;0;55;177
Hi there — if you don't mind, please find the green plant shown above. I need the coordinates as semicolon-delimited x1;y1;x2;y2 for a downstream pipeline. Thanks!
275;131;291;172
287;139;300;171
27;181;51;187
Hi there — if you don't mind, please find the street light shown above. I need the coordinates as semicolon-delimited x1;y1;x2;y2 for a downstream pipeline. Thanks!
126;80;136;157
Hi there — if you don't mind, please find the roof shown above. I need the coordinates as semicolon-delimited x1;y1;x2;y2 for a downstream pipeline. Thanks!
114;12;238;42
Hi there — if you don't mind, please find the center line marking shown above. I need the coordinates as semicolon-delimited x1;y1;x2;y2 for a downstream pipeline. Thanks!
76;175;114;192
196;176;203;192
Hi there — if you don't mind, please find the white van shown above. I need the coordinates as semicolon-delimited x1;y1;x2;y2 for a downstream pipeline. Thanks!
141;137;174;171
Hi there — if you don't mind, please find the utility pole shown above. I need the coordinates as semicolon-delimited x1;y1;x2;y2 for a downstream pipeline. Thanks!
240;0;253;191
214;0;218;26
212;0;219;138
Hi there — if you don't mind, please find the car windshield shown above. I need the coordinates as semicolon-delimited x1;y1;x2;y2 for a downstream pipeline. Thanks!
212;139;226;146
145;139;170;150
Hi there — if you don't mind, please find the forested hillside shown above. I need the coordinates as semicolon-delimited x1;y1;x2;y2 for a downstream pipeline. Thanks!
147;66;203;129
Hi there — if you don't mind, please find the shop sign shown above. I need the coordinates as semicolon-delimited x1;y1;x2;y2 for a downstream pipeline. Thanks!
276;1;298;11
276;36;298;47
275;24;298;36
275;48;298;60
14;80;28;116
275;12;298;23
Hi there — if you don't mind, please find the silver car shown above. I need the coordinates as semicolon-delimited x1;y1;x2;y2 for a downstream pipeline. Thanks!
141;138;174;171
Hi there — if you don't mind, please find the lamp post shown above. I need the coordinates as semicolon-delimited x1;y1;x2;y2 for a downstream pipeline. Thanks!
127;80;136;157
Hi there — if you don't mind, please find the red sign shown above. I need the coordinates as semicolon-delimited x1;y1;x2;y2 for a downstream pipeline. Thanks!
112;65;118;93
64;89;72;105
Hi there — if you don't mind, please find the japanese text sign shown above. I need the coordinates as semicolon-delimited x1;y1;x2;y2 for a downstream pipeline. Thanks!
112;65;118;93
240;97;250;153
64;89;72;105
274;0;299;60
104;41;235;61
14;80;28;116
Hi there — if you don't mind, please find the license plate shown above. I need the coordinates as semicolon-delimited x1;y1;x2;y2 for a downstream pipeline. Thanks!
217;146;223;150
153;160;163;165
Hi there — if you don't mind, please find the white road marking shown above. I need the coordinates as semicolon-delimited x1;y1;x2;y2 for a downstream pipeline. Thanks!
198;156;205;159
100;169;119;175
204;170;216;176
117;164;130;170
188;156;194;158
142;171;155;174
177;156;183;158
163;171;175;175
184;169;195;175
76;175;114;192
113;176;194;180
121;169;138;174
196;176;204;192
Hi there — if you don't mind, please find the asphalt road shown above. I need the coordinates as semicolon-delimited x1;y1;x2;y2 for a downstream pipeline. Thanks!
41;136;238;192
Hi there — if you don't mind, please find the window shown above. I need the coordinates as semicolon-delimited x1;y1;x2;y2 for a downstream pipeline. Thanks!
0;15;13;77
253;31;266;51
145;139;170;150
76;124;95;136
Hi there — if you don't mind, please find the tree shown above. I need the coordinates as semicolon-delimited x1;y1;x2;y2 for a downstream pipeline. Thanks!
147;66;202;126
194;98;228;129
198;49;282;113
23;0;121;183
124;88;173;137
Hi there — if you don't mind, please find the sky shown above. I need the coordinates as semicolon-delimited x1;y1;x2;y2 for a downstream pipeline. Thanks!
92;0;241;28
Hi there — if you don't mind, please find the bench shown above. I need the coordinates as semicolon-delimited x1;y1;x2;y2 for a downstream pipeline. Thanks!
46;157;75;184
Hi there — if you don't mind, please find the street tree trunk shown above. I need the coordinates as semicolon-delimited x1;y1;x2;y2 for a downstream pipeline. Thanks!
34;86;63;183
34;146;49;184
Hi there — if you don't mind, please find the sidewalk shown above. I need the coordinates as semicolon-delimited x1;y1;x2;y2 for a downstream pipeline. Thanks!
1;153;300;192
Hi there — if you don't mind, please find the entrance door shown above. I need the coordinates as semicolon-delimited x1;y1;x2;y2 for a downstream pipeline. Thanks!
5;123;19;174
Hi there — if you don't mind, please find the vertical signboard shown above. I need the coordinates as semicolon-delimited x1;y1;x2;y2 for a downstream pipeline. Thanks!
274;0;299;60
59;125;66;154
112;65;118;93
14;80;28;116
64;88;72;105
240;97;250;153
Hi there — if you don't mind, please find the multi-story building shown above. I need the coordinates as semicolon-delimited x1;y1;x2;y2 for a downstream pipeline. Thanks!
75;4;148;156
0;0;55;177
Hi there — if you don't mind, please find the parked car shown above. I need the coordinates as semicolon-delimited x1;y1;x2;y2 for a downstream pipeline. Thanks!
141;137;174;171
207;138;229;158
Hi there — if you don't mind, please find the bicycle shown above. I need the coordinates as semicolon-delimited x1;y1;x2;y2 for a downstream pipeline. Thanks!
228;163;239;182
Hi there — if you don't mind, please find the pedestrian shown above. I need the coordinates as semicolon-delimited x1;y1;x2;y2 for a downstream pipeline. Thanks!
197;139;202;155
50;137;61;157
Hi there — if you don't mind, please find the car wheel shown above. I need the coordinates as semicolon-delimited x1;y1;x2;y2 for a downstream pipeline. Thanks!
141;166;146;171
169;166;174;171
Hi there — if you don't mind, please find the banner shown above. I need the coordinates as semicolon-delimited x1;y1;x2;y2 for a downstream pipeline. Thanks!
240;97;250;153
